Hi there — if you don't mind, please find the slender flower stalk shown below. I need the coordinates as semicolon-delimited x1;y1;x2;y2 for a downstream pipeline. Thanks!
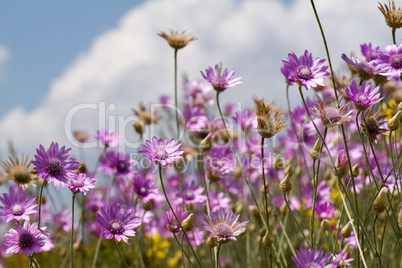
298;86;373;267
310;128;327;247
158;166;202;268
113;238;129;268
283;194;310;248
70;192;76;268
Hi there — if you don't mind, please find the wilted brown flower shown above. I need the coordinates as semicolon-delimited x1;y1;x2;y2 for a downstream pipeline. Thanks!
361;107;387;143
2;155;35;188
311;95;352;128
158;26;197;50
73;131;90;143
132;103;162;125
378;0;402;29
256;102;287;139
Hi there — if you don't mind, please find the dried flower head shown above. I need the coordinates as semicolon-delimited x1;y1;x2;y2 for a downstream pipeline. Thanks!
311;95;352;128
378;0;402;29
2;155;35;188
158;26;197;50
132;103;161;125
361;107;387;143
256;102;287;138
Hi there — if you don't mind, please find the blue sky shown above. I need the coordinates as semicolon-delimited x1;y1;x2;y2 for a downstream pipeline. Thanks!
0;0;144;116
0;0;391;159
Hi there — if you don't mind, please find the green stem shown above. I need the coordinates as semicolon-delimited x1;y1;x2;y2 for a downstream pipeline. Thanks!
198;151;212;217
215;91;267;228
310;128;327;247
173;233;195;268
37;181;46;228
216;244;222;268
392;28;397;45
284;193;311;248
158;166;202;268
174;48;180;138
113;238;129;268
298;87;372;267
70;192;77;268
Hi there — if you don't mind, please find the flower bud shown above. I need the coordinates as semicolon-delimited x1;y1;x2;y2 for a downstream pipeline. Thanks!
398;204;402;228
262;231;273;247
200;133;215;152
341;220;354;238
181;213;194;232
133;121;145;135
279;174;292;193
351;164;359;177
321;219;332;232
206;237;217;248
274;155;285;170
388;111;402;131
309;138;321;160
373;187;388;214
284;165;293;177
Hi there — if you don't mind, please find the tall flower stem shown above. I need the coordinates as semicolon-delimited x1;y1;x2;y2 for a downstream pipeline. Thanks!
173;233;195;268
310;128;326;247
215;244;222;268
389;131;401;202
37;180;46;228
70;192;77;268
298;87;372;267
215;92;267;229
373;215;379;268
392;28;397;45
174;48;180;138
261;137;273;268
284;193;311;248
158;166;203;268
113;238;129;268
198;150;212;217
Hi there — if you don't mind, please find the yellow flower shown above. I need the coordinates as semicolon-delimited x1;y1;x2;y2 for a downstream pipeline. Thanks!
145;233;171;263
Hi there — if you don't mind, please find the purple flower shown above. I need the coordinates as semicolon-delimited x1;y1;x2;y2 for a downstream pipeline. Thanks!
233;109;257;130
202;207;248;244
139;137;183;167
96;129;121;147
0;186;37;222
292;245;331;268
54;209;73;232
345;80;382;111
315;202;336;220
205;146;234;182
376;44;402;81
32;142;80;190
361;43;381;61
99;150;137;179
335;149;348;178
184;106;209;132
186;227;205;247
133;174;159;202
282;50;330;90
201;64;242;92
184;80;213;107
96;203;141;244
341;54;382;81
311;94;352;128
69;173;96;195
159;95;173;105
4;221;48;256
165;206;188;233
209;190;232;213
326;251;354;268
176;181;207;205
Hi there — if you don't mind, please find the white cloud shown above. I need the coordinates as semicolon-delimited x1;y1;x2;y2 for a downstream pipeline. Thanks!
0;0;392;158
0;45;9;79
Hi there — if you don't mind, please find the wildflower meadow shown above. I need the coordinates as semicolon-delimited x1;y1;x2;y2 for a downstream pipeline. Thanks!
2;0;402;267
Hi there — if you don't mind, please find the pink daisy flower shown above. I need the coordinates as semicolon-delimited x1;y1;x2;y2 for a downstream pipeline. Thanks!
0;186;37;222
139;137;183;167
